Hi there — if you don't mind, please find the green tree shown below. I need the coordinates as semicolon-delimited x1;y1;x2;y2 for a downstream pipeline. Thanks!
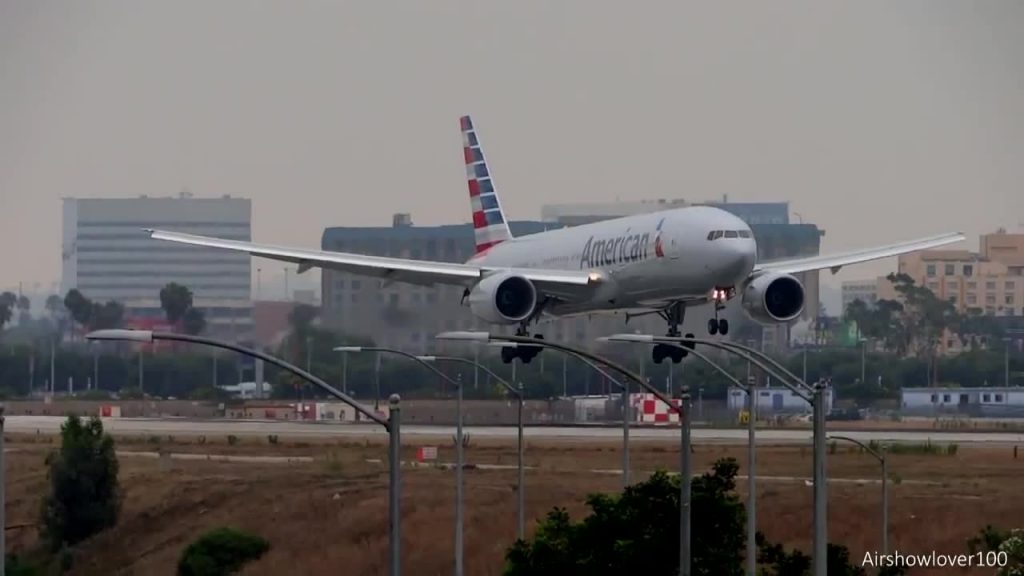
0;292;15;331
89;301;125;331
40;415;121;550
63;289;93;338
183;307;206;335
160;282;194;327
505;459;747;575
177;527;269;576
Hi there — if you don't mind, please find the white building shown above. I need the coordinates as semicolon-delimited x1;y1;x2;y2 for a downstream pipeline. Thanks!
841;279;878;315
61;193;252;340
727;386;834;413
900;387;1024;416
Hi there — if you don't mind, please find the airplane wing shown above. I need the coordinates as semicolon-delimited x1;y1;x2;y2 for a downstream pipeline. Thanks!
146;229;596;291
755;232;965;276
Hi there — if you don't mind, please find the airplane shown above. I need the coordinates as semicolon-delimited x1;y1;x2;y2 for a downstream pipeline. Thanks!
144;115;965;365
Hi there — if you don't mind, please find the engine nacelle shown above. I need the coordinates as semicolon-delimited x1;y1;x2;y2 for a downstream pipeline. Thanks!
467;273;538;324
741;272;805;323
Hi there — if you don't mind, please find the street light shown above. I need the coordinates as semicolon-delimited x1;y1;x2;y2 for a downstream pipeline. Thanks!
490;341;634;488
601;333;828;576
418;354;527;541
336;346;466;576
435;332;687;573
829;435;888;555
599;336;760;576
89;330;402;576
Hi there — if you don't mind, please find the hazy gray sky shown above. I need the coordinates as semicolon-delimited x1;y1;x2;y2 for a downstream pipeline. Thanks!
2;1;1022;302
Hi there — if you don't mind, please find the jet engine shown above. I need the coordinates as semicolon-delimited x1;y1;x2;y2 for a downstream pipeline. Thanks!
741;272;805;323
467;272;538;324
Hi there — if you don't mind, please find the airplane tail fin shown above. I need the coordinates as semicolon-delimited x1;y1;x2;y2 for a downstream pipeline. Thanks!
461;115;513;254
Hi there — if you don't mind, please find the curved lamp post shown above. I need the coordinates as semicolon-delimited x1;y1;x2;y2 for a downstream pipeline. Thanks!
489;341;636;488
417;354;527;541
602;332;828;576
334;346;466;576
88;330;402;576
600;336;760;576
434;331;690;575
829;435;888;555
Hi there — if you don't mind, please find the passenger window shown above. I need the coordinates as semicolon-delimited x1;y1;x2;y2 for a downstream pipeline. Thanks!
724;231;738;238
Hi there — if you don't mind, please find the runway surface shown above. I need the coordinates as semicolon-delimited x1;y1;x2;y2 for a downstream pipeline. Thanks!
6;415;1024;445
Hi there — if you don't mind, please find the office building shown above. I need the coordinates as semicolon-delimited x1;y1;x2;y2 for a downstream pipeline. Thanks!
841;280;879;316
61;193;252;340
874;229;1024;354
877;229;1024;317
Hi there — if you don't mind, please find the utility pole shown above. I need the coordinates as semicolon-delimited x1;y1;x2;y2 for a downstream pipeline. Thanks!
562;354;567;397
50;338;55;395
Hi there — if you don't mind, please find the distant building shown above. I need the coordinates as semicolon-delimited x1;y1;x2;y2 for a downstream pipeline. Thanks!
876;229;1024;352
901;386;1024;417
841;280;878;315
727;385;834;413
61;193;252;341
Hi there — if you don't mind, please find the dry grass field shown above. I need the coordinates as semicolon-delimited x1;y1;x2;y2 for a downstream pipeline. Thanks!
5;431;1023;575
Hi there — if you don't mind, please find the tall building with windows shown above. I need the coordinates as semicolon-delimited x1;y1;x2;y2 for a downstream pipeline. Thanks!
841;280;879;315
878;229;1024;317
875;229;1024;354
61;193;252;340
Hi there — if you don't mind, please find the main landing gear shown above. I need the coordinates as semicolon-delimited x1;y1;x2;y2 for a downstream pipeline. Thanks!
708;287;732;336
654;302;694;365
500;324;544;364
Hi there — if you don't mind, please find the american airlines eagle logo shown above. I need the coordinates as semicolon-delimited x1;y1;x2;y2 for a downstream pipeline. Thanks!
579;218;665;269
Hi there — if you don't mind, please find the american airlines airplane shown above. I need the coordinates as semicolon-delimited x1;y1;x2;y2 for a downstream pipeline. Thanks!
147;116;964;365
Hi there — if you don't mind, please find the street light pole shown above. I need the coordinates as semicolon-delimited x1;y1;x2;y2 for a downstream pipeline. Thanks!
337;347;463;576
813;382;828;576
747;384;757;576
388;394;402;576
829;435;888;556
87;330;400;576
0;403;5;576
679;386;692;576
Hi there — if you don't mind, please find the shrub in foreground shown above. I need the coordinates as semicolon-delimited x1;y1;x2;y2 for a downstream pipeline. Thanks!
177;527;270;576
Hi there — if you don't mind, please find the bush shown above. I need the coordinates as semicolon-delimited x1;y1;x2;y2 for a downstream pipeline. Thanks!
39;415;120;551
177;527;270;576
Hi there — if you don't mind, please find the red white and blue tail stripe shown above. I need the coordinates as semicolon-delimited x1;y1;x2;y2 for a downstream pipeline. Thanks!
461;115;513;255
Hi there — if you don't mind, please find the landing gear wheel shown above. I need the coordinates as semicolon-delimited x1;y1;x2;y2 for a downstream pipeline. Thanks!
652;344;666;364
670;346;686;364
501;346;516;364
708;318;719;335
683;333;696;351
718;319;729;336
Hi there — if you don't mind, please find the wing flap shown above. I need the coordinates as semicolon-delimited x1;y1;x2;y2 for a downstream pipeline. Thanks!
756;232;965;275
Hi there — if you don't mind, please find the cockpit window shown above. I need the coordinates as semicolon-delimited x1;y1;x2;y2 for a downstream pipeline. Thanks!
724;230;739;238
707;231;716;241
738;230;752;238
712;230;724;240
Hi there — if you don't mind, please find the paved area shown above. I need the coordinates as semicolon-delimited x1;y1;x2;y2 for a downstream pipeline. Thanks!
7;415;1024;445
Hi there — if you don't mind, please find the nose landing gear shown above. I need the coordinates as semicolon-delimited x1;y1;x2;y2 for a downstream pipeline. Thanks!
708;287;733;336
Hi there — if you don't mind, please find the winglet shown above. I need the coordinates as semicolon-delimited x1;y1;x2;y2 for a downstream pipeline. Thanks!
461;115;513;255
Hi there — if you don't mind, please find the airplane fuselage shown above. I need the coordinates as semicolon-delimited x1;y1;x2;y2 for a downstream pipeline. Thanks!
468;205;757;315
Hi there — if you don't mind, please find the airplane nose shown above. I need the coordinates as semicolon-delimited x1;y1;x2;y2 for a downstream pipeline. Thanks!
719;244;756;283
